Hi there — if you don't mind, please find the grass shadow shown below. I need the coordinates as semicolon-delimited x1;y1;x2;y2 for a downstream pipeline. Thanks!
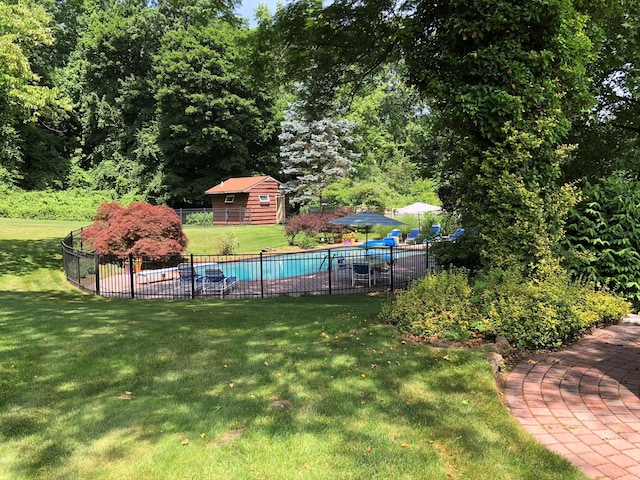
0;238;67;276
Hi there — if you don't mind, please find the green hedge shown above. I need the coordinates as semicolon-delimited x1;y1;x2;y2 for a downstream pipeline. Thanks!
0;187;144;221
381;262;630;350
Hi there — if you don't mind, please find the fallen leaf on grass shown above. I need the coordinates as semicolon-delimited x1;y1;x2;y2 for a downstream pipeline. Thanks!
400;443;409;448
181;439;189;445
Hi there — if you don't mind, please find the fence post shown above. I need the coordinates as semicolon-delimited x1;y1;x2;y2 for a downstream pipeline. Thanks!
259;252;264;298
94;253;101;296
327;248;332;295
190;254;195;299
390;245;394;292
128;253;135;298
76;252;81;285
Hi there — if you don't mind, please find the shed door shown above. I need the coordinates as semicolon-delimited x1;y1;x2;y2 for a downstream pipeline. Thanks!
276;195;286;224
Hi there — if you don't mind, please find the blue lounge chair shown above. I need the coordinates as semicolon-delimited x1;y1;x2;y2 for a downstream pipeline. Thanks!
203;268;238;297
423;224;442;245
387;228;402;238
448;228;465;241
405;228;420;244
174;263;204;294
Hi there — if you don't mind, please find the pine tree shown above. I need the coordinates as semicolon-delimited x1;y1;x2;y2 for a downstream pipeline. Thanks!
279;101;359;210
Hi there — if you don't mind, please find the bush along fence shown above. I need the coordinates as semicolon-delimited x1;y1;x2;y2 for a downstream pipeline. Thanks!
62;229;436;300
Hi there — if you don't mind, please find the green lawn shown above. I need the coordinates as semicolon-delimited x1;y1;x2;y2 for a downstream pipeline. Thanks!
0;219;587;479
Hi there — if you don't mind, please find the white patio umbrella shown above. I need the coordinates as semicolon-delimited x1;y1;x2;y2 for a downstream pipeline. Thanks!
395;202;442;231
395;202;442;214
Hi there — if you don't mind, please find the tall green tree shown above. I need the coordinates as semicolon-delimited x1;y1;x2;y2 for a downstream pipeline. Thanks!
565;0;640;180
62;4;165;196
155;20;279;204
0;0;70;186
277;0;596;270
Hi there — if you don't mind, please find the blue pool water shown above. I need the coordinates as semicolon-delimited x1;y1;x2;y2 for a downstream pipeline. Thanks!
193;247;402;281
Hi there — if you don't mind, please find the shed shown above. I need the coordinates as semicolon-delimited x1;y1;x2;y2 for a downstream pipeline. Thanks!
205;176;286;225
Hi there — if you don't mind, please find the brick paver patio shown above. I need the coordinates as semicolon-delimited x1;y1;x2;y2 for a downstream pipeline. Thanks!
506;317;640;479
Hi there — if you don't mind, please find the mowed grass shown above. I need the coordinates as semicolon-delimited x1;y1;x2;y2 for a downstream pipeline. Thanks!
183;224;292;254
0;219;587;479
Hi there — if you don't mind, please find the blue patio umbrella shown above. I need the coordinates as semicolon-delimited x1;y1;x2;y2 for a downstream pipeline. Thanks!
328;211;405;247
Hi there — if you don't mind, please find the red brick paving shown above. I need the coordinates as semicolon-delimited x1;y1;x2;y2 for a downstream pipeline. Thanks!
506;322;640;479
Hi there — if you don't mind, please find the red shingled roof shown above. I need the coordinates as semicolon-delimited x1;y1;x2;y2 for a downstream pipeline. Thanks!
204;176;280;194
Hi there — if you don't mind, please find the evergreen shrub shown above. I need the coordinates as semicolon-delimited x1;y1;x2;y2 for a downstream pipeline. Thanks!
563;174;640;305
381;269;474;340
185;212;213;226
381;261;630;350
0;187;142;220
296;232;317;249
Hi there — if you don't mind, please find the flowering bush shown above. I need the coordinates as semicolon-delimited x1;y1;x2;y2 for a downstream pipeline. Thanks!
81;202;188;260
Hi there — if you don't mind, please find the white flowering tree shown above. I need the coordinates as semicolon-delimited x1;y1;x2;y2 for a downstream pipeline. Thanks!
279;105;359;210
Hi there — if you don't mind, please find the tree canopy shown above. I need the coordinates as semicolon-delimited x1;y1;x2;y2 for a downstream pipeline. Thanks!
275;0;604;270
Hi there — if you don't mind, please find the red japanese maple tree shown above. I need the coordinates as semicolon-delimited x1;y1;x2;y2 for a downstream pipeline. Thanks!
81;202;188;258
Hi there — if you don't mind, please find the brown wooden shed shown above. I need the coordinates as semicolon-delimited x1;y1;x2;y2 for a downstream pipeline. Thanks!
204;176;286;225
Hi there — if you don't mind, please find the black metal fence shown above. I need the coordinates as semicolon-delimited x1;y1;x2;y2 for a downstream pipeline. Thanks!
61;229;436;300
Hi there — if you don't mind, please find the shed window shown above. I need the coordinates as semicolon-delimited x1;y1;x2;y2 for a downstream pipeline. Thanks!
224;195;235;203
259;194;270;203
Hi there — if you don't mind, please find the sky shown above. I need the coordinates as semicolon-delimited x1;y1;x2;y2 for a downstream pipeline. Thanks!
235;0;282;25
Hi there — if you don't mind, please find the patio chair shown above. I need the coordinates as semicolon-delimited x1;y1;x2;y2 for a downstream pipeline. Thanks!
202;268;238;298
447;228;465;242
174;263;204;294
352;263;375;286
336;256;349;271
387;228;402;239
376;260;394;284
405;228;421;244
423;224;442;245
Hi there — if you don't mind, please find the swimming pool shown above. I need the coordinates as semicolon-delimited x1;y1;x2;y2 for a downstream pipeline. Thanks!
193;247;404;281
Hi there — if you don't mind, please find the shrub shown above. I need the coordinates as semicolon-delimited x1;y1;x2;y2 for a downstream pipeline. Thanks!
296;232;317;249
214;231;237;255
81;202;188;260
381;269;475;340
563;174;640;305
381;261;630;350
430;232;481;273
0;187;143;221
284;213;325;245
185;212;213;226
475;262;630;350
